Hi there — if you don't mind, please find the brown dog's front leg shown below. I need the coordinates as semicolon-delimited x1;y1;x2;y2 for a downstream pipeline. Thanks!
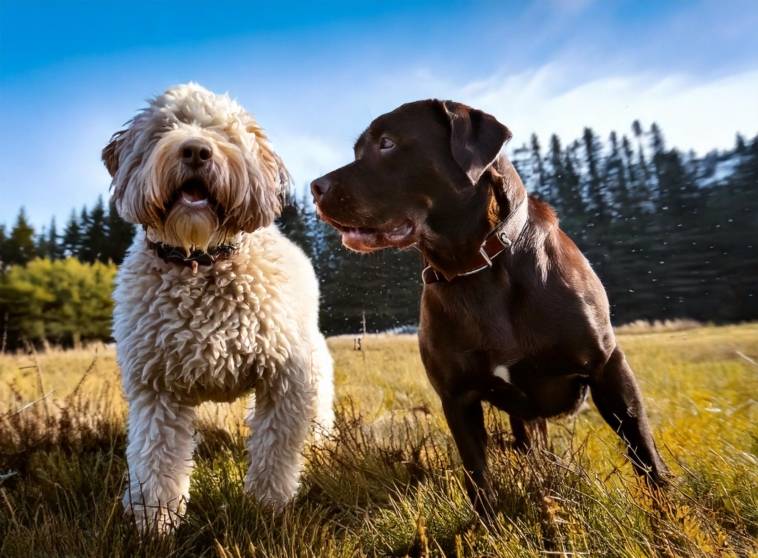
481;375;540;420
441;392;493;514
591;347;669;485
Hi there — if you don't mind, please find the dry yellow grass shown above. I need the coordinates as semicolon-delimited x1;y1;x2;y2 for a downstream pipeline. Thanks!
1;323;756;556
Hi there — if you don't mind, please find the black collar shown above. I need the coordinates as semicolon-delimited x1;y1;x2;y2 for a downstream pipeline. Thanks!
147;239;239;271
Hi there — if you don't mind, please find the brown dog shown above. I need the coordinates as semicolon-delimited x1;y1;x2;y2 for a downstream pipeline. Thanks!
311;100;669;511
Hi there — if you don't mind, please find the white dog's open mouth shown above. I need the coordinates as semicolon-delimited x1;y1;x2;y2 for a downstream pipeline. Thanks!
176;178;211;208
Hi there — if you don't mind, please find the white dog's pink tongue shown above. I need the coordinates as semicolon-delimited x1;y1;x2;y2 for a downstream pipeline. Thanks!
181;183;209;207
182;191;208;206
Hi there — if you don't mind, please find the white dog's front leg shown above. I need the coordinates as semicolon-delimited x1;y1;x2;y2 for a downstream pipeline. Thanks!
123;385;196;533
311;334;335;441
245;362;316;508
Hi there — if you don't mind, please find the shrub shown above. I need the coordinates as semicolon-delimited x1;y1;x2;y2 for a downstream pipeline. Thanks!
0;258;116;350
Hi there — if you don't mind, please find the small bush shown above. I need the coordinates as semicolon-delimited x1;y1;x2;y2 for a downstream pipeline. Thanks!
0;258;116;349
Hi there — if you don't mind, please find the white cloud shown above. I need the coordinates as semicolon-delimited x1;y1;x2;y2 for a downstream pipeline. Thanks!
545;0;596;13
272;65;758;199
457;66;758;153
214;66;758;198
4;61;757;228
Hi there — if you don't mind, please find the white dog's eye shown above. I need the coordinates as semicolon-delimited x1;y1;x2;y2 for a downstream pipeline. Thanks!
379;137;395;151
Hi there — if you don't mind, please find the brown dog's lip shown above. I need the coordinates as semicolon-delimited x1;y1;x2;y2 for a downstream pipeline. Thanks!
341;221;415;251
316;207;416;252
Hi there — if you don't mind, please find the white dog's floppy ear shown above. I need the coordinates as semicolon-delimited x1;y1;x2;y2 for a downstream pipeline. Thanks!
273;152;293;210
102;128;129;177
443;100;512;186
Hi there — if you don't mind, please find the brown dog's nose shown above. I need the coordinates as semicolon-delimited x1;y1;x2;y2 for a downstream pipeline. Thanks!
180;139;213;168
310;176;332;202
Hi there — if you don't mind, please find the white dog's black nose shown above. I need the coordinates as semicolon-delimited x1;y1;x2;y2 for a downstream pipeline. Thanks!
180;139;213;169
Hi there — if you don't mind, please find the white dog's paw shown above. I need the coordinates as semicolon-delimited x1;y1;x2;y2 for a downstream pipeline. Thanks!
311;409;336;443
244;469;299;511
123;491;184;535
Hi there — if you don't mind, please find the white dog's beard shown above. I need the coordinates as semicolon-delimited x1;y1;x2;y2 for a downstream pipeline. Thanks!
160;205;220;252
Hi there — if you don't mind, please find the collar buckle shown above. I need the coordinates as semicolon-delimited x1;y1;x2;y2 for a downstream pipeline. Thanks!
497;231;512;247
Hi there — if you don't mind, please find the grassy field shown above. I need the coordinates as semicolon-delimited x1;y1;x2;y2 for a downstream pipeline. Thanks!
0;323;756;557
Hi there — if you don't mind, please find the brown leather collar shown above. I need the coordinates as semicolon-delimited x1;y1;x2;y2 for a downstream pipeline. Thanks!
147;239;239;273
421;199;528;284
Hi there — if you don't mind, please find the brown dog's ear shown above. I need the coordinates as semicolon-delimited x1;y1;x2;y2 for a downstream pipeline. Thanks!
102;129;128;177
443;101;512;185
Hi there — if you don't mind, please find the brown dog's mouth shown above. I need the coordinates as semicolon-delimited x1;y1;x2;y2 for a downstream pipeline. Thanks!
319;211;416;252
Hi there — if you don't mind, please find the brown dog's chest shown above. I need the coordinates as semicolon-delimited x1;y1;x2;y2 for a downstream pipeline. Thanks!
418;270;595;418
418;312;589;419
419;271;525;358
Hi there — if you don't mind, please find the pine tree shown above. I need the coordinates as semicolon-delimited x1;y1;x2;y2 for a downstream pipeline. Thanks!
276;194;314;258
79;206;91;251
604;131;630;217
34;218;62;260
632;120;652;204
62;210;81;258
582;127;606;220
510;144;533;191
80;197;109;263
47;217;63;260
735;133;747;154
620;136;636;191
650;123;696;216
35;226;48;259
4;208;37;266
553;140;584;239
0;224;7;268
529;134;547;199
106;199;135;263
546;134;567;213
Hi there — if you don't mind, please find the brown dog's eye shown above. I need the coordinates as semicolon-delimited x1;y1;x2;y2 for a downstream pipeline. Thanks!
379;137;395;151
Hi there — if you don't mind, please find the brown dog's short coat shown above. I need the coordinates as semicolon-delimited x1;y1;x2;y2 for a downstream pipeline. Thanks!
312;100;668;512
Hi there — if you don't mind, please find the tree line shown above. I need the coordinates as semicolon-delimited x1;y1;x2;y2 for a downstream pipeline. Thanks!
280;120;758;334
0;197;134;267
0;120;756;348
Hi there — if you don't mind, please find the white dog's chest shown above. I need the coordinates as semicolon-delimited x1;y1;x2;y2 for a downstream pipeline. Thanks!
114;249;295;401
153;271;262;391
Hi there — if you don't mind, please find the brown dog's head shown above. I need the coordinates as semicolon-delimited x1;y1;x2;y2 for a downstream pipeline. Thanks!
311;100;511;252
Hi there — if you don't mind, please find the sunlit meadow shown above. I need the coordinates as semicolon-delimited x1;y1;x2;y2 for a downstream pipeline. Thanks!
1;323;756;557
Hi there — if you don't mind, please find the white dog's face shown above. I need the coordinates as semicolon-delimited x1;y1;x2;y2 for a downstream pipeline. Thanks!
103;83;289;251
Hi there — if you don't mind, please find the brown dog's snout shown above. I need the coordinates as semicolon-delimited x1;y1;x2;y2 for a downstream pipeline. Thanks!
310;176;333;203
180;138;213;169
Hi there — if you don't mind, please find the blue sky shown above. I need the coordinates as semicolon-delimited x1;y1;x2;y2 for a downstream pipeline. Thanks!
1;0;757;229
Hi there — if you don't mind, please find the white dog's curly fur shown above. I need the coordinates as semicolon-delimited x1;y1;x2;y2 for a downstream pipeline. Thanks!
103;83;334;533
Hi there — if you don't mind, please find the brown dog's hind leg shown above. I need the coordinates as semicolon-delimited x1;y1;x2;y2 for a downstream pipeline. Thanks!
509;416;548;452
590;347;669;485
441;392;494;515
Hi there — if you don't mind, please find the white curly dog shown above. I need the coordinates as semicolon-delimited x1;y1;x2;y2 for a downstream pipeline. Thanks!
102;83;334;533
